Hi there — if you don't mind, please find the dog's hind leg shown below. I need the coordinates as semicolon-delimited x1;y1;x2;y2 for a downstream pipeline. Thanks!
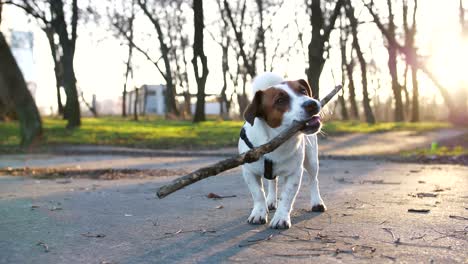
304;135;326;212
266;178;278;211
243;168;268;224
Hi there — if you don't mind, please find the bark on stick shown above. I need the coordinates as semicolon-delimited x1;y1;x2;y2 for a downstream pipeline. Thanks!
157;85;342;198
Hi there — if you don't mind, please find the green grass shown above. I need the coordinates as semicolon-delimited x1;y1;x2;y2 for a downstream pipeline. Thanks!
401;132;468;157
0;117;452;150
321;121;451;134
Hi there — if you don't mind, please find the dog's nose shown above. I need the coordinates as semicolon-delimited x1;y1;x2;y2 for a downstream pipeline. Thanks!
302;100;320;115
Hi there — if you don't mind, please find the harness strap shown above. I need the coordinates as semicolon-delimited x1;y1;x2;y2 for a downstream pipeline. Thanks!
240;127;276;180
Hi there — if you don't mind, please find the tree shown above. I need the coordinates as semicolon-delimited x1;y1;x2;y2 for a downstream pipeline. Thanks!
122;1;135;118
136;0;180;117
402;0;419;122
365;0;465;124
0;2;42;146
337;16;349;121
306;0;343;99
339;18;359;119
364;0;404;122
192;0;209;122
223;0;259;114
6;0;81;128
344;0;375;123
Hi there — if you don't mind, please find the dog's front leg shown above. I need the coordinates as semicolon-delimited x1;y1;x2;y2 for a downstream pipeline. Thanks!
243;168;268;224
270;169;303;229
266;178;278;210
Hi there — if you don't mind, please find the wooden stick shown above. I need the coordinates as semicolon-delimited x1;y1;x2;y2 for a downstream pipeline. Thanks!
157;85;342;198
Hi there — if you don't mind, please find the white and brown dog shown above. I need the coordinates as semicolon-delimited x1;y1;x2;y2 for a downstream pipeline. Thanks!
238;72;325;229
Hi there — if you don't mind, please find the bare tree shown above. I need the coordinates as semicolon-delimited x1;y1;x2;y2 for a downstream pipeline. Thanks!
402;0;419;122
306;0;344;99
0;2;42;145
340;19;359;119
5;0;81;127
192;0;209;122
364;0;404;122
365;0;463;124
344;0;375;123
122;1;135;117
136;0;180;117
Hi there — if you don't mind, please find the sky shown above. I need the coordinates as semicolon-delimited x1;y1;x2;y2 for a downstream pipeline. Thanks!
1;0;467;114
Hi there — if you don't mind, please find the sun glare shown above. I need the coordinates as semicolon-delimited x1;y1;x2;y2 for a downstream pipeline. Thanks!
429;39;468;89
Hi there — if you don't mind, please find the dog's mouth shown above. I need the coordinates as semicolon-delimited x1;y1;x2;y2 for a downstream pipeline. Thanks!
302;116;321;134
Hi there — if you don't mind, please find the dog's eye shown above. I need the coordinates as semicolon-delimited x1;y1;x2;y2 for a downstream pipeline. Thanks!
276;96;287;104
300;88;308;95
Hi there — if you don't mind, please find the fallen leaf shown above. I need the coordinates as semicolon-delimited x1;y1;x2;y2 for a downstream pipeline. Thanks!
207;193;222;199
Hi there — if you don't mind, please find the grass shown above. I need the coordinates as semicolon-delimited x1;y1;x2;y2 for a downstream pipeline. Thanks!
0;117;452;150
401;132;468;157
321;121;451;134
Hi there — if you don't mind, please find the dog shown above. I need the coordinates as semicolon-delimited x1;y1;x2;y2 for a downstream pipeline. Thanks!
238;72;326;229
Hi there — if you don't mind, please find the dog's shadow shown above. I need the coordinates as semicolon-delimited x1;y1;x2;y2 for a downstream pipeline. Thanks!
129;209;322;263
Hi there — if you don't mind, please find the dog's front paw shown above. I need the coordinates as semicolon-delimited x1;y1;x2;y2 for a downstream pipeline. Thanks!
311;203;327;212
269;211;291;229
266;198;277;211
247;207;268;225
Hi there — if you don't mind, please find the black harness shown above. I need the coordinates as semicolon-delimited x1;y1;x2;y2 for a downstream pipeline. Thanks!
240;127;275;180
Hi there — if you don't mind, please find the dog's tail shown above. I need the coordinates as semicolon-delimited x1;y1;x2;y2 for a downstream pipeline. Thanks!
251;72;284;95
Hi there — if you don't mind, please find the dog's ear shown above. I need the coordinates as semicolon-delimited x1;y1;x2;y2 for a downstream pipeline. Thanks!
297;79;313;98
244;91;263;126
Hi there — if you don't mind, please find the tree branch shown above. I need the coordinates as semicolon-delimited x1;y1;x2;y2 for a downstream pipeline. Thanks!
156;85;343;198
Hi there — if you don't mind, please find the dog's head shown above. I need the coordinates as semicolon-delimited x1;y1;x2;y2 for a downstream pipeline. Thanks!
244;78;321;134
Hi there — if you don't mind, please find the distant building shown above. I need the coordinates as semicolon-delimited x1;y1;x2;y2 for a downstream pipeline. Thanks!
126;85;166;115
126;84;222;116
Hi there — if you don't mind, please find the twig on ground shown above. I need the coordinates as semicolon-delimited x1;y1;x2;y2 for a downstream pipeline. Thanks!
449;215;468;221
381;254;397;261
360;180;401;185
273;253;321;257
36;241;49;252
154;228;216;241
382;227;401;244
238;234;274;247
207;193;237;199
334;177;354;184
408;208;430;213
408;192;438;198
156;85;343;198
81;232;106;238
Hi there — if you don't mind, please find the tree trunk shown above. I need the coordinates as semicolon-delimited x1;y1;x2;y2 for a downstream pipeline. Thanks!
338;18;349;121
410;66;419;122
388;45;404;122
220;36;231;119
0;32;42;146
192;0;209;123
345;0;375;123
50;0;81;128
133;88;138;121
345;60;359;119
137;1;179;117
307;0;325;99
45;28;64;116
306;0;343;99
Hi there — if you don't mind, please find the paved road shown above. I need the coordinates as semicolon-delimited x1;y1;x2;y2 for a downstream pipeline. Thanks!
0;155;467;263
